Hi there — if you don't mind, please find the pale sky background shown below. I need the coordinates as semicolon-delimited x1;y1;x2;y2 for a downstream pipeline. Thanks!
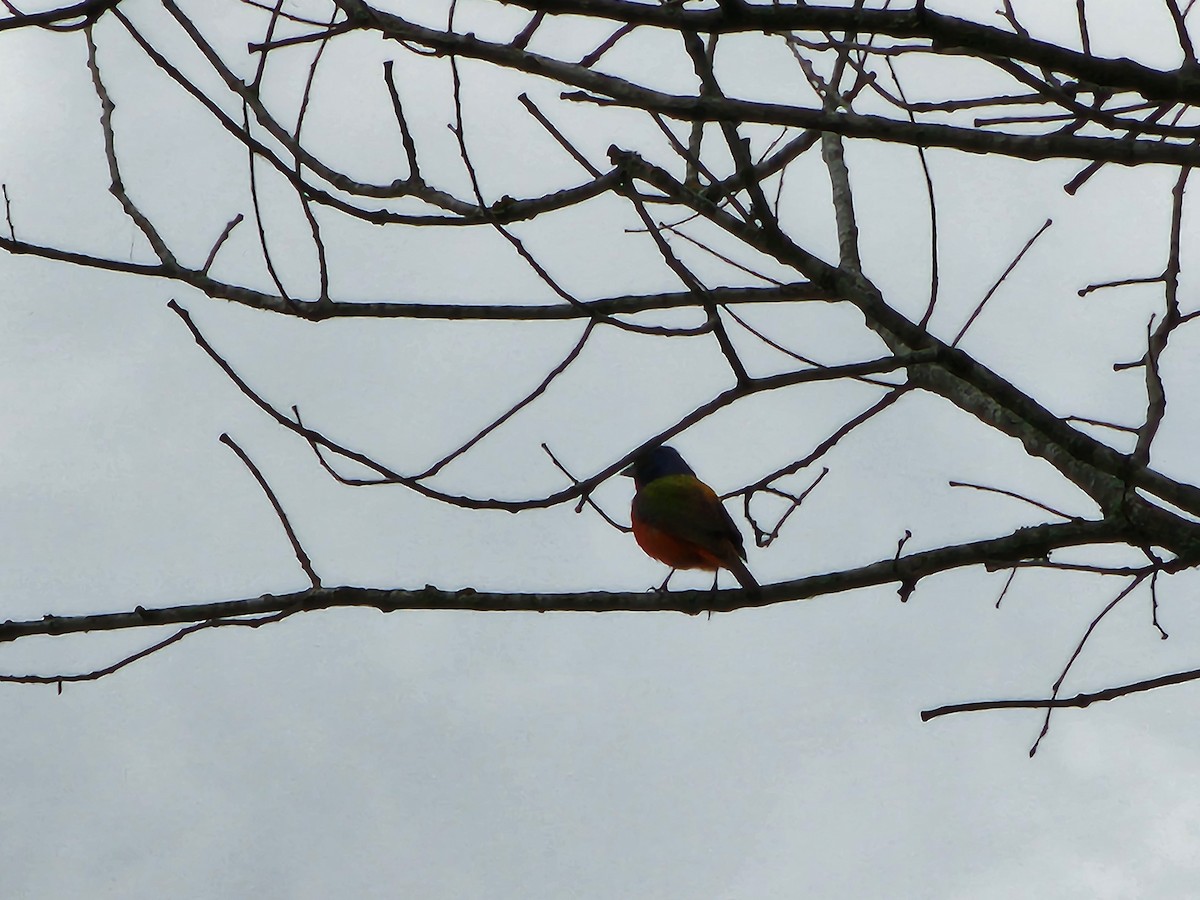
3;1;1200;897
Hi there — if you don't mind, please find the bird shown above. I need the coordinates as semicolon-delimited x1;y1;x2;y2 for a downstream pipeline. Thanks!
622;445;760;598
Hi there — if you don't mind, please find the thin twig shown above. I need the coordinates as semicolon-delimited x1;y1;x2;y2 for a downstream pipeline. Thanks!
541;444;630;531
721;305;899;388
1076;0;1091;56
290;7;338;304
1065;414;1138;434
661;222;785;286
383;60;422;182
1077;274;1162;296
518;93;601;177
1148;559;1169;639
85;24;177;267
220;433;321;588
614;174;751;380
648;112;752;223
1;183;13;239
249;0;283;91
510;10;544;50
416;321;598;479
921;662;1200;722
238;0;330;27
743;468;828;548
993;567;1018;608
1029;574;1147;756
243;101;292;304
952;218;1053;347
885;57;940;328
741;387;912;493
201;213;244;275
0;608;303;686
947;480;1076;520
1132;164;1190;468
246;21;356;54
1165;0;1197;64
449;58;694;337
579;22;635;68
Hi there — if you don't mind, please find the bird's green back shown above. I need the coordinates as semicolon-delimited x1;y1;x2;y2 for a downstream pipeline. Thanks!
633;474;746;559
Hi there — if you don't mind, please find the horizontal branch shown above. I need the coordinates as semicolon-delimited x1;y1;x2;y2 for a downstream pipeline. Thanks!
345;4;1200;166
494;1;1200;105
0;0;117;32
0;234;832;318
921;665;1200;721
0;517;1131;645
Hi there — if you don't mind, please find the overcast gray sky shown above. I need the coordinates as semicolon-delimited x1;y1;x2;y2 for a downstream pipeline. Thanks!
3;1;1200;897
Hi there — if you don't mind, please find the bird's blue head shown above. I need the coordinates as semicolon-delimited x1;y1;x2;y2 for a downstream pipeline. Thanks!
621;445;696;487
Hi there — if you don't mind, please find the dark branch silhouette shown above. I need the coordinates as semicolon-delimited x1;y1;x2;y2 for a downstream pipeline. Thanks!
5;0;1200;740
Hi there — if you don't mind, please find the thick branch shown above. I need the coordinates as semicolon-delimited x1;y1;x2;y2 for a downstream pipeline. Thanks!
339;4;1200;166
494;1;1200;105
0;517;1134;645
610;149;1200;545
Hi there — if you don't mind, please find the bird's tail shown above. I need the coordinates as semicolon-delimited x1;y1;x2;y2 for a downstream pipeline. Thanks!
725;555;761;599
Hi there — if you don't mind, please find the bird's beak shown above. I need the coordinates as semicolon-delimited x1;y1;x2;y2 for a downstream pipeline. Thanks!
620;462;636;478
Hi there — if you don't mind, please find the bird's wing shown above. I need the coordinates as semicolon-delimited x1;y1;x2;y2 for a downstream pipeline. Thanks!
635;475;747;560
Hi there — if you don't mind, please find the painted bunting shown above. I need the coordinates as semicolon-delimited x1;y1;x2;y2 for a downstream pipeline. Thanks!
622;445;760;597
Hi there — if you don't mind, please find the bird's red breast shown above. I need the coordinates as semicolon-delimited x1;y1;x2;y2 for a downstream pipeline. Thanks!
630;514;731;571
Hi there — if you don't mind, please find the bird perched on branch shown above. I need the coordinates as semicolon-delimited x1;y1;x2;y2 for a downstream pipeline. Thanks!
623;445;760;598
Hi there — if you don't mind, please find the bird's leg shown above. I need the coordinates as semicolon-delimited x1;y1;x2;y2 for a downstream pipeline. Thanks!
706;571;720;619
656;569;677;593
